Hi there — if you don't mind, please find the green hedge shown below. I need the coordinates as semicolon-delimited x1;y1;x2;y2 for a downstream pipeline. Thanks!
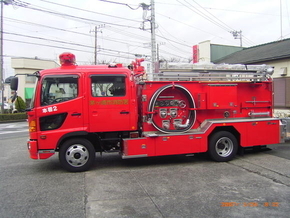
0;113;27;122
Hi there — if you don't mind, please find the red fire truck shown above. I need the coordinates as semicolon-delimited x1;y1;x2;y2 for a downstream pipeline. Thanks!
10;52;289;172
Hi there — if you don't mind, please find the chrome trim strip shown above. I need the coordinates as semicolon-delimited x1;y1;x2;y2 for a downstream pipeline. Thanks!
38;150;55;154
123;137;147;141
122;154;148;159
245;101;270;103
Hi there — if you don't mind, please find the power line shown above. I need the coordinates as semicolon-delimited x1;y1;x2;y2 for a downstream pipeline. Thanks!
4;31;93;49
157;24;191;46
106;26;150;41
4;32;150;57
157;1;280;17
28;1;155;46
177;0;231;32
241;34;256;46
156;11;237;45
39;0;140;23
176;0;255;47
191;0;234;31
5;18;149;47
8;1;161;47
4;38;92;53
5;18;158;62
3;54;108;65
4;38;147;61
157;25;191;54
190;1;256;46
17;3;141;30
204;7;280;17
158;48;190;60
6;14;191;57
4;32;140;56
97;0;141;10
4;17;91;37
155;32;191;48
3;0;195;62
157;12;216;36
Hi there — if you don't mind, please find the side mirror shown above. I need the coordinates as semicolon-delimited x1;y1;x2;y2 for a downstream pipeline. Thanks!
10;77;18;91
10;77;18;103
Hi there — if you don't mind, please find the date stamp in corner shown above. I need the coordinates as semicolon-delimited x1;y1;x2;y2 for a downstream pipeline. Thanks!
221;202;280;207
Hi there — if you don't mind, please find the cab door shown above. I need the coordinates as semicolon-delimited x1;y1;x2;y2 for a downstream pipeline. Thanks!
36;74;84;139
88;74;135;132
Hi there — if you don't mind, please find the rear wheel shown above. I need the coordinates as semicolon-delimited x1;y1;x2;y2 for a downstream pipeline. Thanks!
59;138;95;172
208;131;238;162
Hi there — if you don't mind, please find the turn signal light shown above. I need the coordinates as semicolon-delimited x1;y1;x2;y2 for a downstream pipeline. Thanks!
29;120;37;132
40;135;47;139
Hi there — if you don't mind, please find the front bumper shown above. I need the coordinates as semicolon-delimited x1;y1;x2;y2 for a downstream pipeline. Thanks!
27;139;55;159
27;139;38;159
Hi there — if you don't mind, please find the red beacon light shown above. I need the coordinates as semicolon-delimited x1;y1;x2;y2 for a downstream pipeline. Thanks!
59;52;76;66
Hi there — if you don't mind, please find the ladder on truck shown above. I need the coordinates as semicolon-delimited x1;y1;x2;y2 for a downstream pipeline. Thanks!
154;63;274;82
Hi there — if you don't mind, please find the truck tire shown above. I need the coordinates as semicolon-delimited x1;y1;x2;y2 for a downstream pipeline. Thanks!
59;138;95;172
208;131;238;162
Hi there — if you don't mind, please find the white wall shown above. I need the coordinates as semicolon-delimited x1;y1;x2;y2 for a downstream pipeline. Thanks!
258;59;290;78
10;58;59;102
198;40;211;63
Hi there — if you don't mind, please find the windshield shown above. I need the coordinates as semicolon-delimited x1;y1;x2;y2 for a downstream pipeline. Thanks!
41;75;78;106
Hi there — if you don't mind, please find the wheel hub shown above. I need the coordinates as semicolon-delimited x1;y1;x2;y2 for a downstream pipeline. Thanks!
217;142;225;150
65;145;89;167
74;153;81;159
215;137;233;157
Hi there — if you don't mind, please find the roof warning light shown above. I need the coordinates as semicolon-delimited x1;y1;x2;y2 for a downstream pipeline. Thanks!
59;52;76;66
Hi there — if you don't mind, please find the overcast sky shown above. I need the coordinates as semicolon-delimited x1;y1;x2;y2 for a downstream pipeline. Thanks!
2;0;290;77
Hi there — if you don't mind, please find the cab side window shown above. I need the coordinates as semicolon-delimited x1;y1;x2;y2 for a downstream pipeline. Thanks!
91;75;126;97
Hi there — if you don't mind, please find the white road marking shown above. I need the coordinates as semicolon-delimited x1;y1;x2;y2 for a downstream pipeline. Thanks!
0;122;28;135
0;130;28;134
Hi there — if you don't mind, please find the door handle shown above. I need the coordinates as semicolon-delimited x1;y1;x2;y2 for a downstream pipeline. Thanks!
120;111;129;114
71;113;81;116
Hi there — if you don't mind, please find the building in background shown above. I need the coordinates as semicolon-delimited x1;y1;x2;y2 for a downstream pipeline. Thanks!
213;38;290;115
10;57;59;106
192;40;243;64
214;38;290;77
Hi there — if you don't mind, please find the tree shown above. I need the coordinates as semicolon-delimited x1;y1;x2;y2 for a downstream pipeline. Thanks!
167;57;181;62
15;96;26;112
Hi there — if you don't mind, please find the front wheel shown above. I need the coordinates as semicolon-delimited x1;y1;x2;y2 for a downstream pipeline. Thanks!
59;138;95;172
208;131;238;162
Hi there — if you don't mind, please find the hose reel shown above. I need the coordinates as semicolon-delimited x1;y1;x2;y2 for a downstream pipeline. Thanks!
147;84;196;133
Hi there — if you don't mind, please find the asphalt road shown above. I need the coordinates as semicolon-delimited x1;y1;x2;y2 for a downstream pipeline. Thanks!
0;122;290;217
0;121;28;139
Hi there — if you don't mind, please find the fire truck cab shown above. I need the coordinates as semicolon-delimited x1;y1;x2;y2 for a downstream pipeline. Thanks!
10;53;289;172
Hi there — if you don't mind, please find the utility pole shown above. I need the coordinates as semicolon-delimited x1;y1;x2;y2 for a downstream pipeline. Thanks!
94;26;97;65
0;0;4;113
150;0;157;74
156;42;165;71
140;0;157;80
230;30;243;47
91;25;104;65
